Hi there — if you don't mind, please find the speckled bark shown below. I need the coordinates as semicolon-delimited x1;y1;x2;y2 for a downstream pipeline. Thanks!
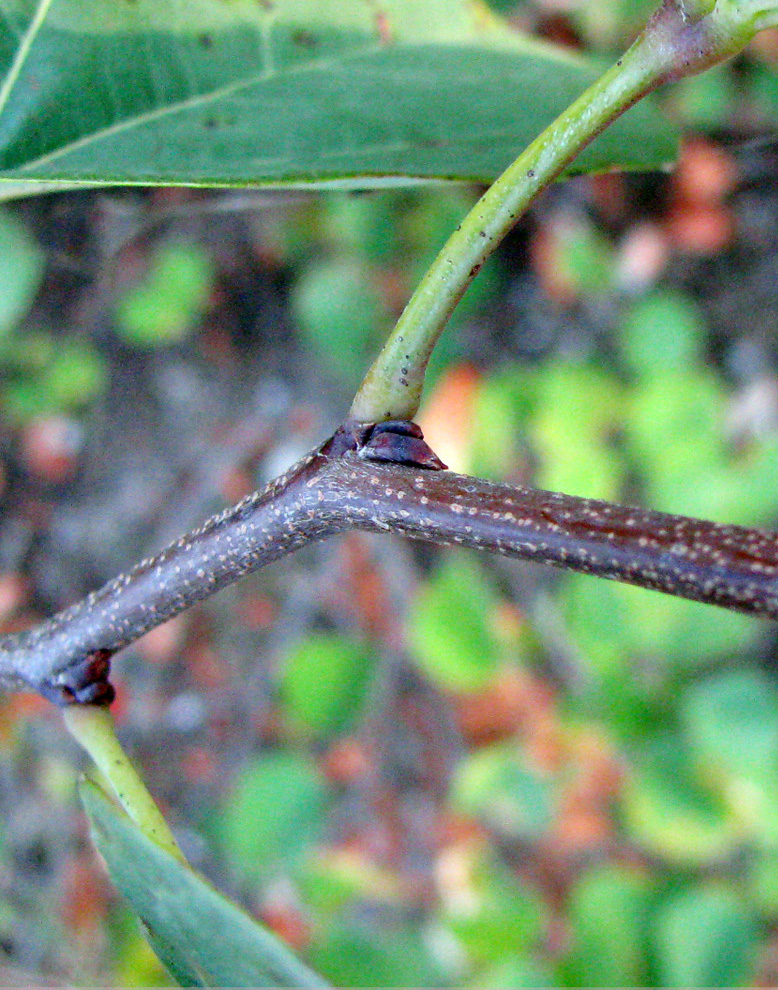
0;445;332;700
1;431;777;703
328;457;778;616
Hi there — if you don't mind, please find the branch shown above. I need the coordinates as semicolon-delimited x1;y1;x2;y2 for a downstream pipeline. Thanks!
2;424;777;703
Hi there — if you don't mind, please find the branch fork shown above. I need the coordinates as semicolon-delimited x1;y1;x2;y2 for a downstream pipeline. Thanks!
2;419;777;708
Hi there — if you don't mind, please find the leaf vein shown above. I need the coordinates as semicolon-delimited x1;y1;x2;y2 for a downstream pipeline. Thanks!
0;0;57;119
15;39;385;174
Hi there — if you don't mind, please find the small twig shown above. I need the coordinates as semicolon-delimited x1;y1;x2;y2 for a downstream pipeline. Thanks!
63;705;185;863
1;422;776;704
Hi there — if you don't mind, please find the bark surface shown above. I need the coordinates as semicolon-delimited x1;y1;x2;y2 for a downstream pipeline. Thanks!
2;428;777;703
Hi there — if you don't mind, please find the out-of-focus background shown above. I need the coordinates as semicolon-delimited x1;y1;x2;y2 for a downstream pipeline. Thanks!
3;0;778;985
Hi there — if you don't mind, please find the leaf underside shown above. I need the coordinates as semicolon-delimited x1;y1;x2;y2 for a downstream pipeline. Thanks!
0;0;677;198
80;778;328;989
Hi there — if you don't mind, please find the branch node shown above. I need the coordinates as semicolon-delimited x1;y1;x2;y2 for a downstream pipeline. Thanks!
38;649;115;708
324;419;447;470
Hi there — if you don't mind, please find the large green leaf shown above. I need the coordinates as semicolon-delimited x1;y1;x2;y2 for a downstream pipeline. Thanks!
0;0;676;197
80;778;328;988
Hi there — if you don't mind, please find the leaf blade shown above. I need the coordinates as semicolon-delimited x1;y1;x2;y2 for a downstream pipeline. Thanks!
80;777;329;989
0;0;677;196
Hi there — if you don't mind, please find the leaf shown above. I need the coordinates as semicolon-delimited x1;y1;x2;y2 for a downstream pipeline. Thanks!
440;851;546;965
218;751;330;879
290;257;389;387
80;778;328;989
297;849;403;917
621;733;742;866
451;744;556;840
0;207;44;333
561;570;759;683
682;670;778;779
309;921;443;988
617;289;706;379
476;957;556;988
653;885;760;988
407;553;502;691
748;848;778;916
115;241;215;346
0;1;677;197
280;633;374;737
564;865;652;987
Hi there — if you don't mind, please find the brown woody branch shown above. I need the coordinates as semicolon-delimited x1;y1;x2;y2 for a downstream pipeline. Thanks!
1;426;777;704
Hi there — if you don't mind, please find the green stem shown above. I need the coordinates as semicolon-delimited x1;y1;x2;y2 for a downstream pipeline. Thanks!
349;0;769;423
62;705;186;864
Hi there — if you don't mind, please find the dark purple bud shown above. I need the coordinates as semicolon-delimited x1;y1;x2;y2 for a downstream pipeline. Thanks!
360;421;447;470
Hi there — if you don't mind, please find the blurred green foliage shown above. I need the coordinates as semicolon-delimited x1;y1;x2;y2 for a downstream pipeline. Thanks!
0;207;106;423
115;241;215;347
219;752;331;881
287;190;501;394
0;209;44;338
281;634;374;738
228;184;778;985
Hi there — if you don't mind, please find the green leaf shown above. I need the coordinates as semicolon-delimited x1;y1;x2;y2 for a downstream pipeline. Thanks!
618;289;706;379
682;670;778;779
41;338;107;407
452;744;556;841
748;848;778;916
80;778;328;988
564;865;652;987
297;850;402;917
670;63;738;128
280;633;373;737
115;242;215;346
533;361;624;445
561;570;759;684
624;371;726;491
0;208;44;334
291;257;388;387
218;751;330;878
621;734;742;866
309;922;443;987
441;852;546;965
0;1;677;197
476;957;556;988
407;553;502;691
653;885;760;988
469;366;536;480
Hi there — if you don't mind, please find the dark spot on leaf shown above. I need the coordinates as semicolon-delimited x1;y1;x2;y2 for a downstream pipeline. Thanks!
292;29;318;48
203;117;218;130
198;32;213;48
